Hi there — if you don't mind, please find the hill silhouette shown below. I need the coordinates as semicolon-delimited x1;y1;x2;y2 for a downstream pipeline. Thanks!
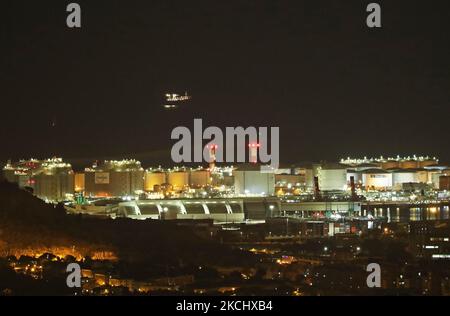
0;181;253;279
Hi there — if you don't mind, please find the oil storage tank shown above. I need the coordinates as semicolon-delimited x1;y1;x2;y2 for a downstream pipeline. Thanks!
145;170;166;191
391;169;418;190
317;163;347;191
167;169;189;190
400;160;419;169
381;160;400;170
189;169;210;188
233;164;275;196
362;169;392;190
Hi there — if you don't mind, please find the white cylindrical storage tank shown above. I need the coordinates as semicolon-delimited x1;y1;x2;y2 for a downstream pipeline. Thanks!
233;164;276;196
305;168;314;188
431;173;443;189
392;171;417;189
416;170;428;183
318;163;347;191
362;169;392;189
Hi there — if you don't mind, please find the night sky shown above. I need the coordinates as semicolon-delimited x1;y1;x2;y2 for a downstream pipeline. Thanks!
1;0;449;168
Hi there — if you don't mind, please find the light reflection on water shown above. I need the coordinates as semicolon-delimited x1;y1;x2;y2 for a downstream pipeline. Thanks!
382;205;450;222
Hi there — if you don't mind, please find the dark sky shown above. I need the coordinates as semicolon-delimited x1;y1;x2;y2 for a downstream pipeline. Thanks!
1;0;449;168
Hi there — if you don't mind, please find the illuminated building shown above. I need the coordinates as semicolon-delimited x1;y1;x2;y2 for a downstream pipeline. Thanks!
410;220;450;261
66;196;280;222
117;198;245;223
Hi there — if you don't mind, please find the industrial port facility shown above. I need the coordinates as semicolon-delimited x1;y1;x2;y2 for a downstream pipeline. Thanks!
2;155;449;226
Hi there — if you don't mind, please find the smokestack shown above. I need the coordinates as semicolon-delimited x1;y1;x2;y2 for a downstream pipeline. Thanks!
314;176;321;200
350;176;357;200
208;144;217;171
249;143;259;164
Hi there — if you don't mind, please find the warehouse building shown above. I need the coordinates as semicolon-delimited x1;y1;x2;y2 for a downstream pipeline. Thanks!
117;199;245;223
116;197;280;222
67;196;281;222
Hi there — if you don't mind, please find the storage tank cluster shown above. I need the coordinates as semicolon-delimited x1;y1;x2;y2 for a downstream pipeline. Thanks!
341;155;439;168
144;169;166;191
2;158;75;202
352;167;440;191
338;155;447;190
3;155;448;202
144;167;211;192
